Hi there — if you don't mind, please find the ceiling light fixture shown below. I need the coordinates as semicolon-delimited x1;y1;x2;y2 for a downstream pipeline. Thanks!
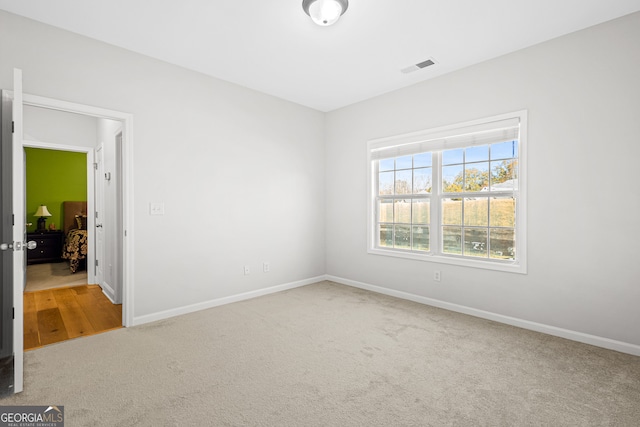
302;0;349;26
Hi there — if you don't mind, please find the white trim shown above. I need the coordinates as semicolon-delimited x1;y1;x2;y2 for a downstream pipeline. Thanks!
12;69;24;394
23;140;97;284
23;94;127;121
132;276;326;326
516;112;528;273
326;275;640;357
101;285;116;305
367;248;525;273
126;272;640;356
367;110;527;274
21;93;134;327
23;140;93;153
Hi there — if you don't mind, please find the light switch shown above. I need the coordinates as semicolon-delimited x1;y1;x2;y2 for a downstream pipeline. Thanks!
149;202;165;216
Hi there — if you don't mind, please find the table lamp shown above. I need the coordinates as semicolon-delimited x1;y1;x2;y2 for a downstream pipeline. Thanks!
34;205;52;231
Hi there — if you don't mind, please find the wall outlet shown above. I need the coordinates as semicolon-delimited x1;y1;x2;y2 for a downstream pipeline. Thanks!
149;202;165;216
434;270;441;282
244;265;250;275
263;262;270;273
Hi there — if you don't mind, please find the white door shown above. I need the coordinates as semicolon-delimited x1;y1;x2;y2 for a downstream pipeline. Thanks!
11;69;25;394
95;145;105;288
114;132;123;304
0;83;18;394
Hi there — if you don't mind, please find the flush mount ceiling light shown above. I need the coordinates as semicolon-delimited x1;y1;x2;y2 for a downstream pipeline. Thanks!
302;0;349;26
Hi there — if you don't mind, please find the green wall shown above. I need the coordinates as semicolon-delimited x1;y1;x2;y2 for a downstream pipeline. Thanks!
25;148;87;233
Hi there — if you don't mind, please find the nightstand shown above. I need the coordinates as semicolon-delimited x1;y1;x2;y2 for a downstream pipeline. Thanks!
26;231;65;264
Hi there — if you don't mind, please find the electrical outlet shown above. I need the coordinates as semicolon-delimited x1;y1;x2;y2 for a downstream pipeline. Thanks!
149;202;165;216
263;262;270;273
434;270;441;282
244;265;250;275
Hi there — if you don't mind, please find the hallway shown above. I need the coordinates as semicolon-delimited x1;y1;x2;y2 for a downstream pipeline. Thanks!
24;284;122;350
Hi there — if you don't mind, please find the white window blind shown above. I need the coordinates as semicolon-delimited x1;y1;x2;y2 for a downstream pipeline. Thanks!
370;117;520;161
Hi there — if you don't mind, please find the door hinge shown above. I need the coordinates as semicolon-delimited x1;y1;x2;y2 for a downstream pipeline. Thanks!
12;307;14;320
95;259;99;267
11;121;14;133
93;163;98;170
95;211;99;219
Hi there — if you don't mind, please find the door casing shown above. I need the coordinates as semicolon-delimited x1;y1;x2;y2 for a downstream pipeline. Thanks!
6;82;134;395
19;93;134;329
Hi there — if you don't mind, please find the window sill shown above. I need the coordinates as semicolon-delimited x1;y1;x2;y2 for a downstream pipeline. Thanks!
367;247;527;274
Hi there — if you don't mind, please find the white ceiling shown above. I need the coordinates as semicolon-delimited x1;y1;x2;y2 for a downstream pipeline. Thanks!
2;0;640;112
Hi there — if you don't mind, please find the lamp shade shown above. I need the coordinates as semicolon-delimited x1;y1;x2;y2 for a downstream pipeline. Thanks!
34;205;52;217
302;0;348;26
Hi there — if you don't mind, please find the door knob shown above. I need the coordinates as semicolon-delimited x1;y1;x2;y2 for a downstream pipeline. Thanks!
0;241;36;251
96;224;103;228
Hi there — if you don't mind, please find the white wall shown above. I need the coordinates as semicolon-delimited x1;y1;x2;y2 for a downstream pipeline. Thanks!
3;9;639;351
0;10;326;321
24;105;97;147
325;12;640;347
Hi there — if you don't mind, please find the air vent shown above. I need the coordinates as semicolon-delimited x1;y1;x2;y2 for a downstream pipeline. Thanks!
416;59;435;68
401;58;437;74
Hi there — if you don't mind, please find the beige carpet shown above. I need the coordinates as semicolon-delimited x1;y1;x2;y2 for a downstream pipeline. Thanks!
25;262;88;292
2;281;639;426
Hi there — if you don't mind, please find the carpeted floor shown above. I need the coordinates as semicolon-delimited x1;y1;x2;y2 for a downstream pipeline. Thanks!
2;281;639;426
25;262;88;292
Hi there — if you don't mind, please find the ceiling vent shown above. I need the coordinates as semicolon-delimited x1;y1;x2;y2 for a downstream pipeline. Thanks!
401;58;436;74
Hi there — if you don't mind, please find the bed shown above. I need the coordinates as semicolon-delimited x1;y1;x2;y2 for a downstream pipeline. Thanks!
61;201;88;273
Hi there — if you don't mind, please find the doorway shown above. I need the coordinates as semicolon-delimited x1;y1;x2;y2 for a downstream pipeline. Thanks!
18;96;133;345
24;147;89;292
5;79;134;393
21;143;122;350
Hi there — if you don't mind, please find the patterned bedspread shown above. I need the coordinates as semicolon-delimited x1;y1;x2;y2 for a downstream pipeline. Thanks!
62;229;88;273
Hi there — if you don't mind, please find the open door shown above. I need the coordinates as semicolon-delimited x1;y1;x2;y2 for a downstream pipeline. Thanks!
0;87;15;395
95;144;104;288
0;69;26;395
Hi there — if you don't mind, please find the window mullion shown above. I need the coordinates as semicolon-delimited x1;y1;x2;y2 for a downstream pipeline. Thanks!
431;151;441;255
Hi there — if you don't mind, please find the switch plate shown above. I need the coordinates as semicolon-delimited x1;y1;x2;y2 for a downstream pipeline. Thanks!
244;265;250;275
149;202;165;216
263;262;270;273
434;271;441;282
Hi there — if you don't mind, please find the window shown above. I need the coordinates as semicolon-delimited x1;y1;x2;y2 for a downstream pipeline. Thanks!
367;111;527;273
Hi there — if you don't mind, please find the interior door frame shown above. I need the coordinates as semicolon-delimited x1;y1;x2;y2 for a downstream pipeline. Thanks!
20;93;134;328
12;70;24;393
23;140;97;285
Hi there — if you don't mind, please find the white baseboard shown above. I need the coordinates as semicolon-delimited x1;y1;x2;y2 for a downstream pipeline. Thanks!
132;275;326;326
100;281;116;304
326;275;640;357
130;273;640;356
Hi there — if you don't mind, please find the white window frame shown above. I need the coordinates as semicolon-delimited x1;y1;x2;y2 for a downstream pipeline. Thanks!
367;111;527;274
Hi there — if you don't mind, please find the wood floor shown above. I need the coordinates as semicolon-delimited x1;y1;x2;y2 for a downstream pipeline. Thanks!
24;285;122;351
